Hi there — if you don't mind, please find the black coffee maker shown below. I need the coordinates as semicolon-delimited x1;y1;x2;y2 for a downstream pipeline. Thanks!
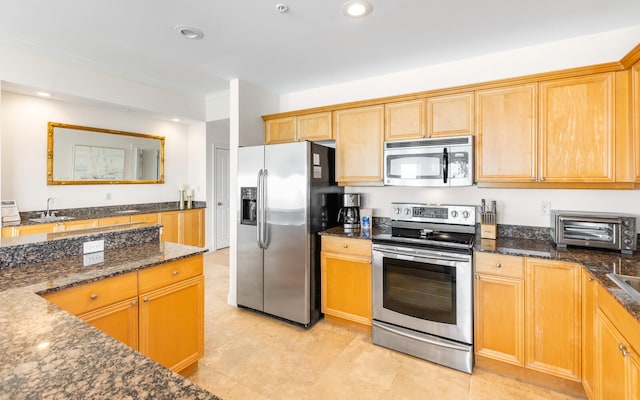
337;193;360;231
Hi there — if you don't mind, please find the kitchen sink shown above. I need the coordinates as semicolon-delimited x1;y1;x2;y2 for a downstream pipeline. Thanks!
607;273;640;302
29;216;76;223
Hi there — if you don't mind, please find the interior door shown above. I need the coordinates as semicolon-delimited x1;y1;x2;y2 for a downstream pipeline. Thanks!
215;146;230;249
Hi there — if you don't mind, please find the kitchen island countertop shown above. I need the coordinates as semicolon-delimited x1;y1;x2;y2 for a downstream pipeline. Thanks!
0;241;219;400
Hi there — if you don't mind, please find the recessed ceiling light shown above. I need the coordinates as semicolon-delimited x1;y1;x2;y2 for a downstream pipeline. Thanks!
37;91;51;97
341;0;373;18
171;118;181;122
174;25;204;40
275;4;289;14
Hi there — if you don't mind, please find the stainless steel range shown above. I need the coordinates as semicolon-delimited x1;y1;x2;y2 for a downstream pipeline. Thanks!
372;203;476;373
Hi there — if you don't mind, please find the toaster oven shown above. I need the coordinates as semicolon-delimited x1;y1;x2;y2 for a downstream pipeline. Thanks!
550;210;637;254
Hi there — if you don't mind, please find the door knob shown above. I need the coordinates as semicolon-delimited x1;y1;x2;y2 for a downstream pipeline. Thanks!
217;202;223;206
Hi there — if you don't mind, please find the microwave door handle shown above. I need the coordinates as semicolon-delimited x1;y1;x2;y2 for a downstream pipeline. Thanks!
559;216;622;225
442;148;449;184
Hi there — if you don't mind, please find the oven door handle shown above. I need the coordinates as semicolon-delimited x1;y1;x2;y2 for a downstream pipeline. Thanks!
375;322;470;352
375;248;469;263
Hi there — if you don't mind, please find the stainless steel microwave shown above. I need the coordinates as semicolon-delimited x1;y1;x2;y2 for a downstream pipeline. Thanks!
383;135;473;187
550;210;637;254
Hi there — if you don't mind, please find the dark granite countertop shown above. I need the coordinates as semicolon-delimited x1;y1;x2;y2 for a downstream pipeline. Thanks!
3;201;206;228
475;236;640;324
318;226;382;240
0;241;219;400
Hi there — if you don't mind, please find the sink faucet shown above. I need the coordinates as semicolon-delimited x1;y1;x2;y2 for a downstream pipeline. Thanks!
45;197;53;217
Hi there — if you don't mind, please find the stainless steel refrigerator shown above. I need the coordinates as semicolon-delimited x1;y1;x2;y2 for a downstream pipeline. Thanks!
237;141;342;327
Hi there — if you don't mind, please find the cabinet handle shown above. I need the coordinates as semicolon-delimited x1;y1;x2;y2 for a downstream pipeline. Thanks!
495;263;502;268
540;177;545;182
342;244;348;248
530;177;536;181
619;343;631;357
475;275;480;280
143;297;149;302
132;300;138;306
588;277;594;282
90;294;98;300
173;270;179;276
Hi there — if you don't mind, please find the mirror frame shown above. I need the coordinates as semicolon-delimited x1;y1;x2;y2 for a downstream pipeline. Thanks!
47;122;165;185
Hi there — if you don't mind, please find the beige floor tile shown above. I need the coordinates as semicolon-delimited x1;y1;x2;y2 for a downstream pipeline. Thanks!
188;249;588;400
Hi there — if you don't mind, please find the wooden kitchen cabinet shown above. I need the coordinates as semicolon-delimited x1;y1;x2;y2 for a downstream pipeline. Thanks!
98;216;131;226
159;209;204;247
633;61;640;182
582;269;598;399
42;272;139;349
9;222;62;236
131;212;159;225
334;105;384;185
138;255;204;374
320;235;372;333
474;252;525;366
539;73;614;183
385;99;425;140
475;83;538;182
63;219;99;231
594;282;640;400
79;298;139;350
526;258;582;381
427;92;474;137
264;112;332;144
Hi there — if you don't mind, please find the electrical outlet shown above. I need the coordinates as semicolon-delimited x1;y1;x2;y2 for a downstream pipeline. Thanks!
83;251;104;266
83;239;104;254
540;201;551;216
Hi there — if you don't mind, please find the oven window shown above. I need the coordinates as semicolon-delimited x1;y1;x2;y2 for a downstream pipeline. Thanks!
382;257;456;324
387;154;443;179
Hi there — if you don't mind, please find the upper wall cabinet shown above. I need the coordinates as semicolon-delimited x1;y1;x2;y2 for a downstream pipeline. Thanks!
427;92;475;138
539;73;615;183
334;105;384;185
476;84;538;183
264;112;332;144
634;61;640;182
385;99;425;140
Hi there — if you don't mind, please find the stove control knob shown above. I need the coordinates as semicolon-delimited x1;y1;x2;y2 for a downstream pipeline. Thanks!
404;208;411;216
624;230;632;236
624;238;632;245
451;210;459;218
462;211;470;219
393;208;400;215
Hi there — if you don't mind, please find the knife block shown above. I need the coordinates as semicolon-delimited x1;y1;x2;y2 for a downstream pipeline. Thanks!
480;223;497;240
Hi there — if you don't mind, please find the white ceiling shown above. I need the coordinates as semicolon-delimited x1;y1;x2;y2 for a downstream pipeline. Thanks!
1;0;639;99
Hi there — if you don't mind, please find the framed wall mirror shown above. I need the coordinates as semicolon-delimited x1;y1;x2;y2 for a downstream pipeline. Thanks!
47;122;165;185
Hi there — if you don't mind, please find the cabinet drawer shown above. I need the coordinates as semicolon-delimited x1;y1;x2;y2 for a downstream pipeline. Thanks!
322;236;371;257
99;216;131;226
43;272;138;315
131;213;159;224
138;254;203;293
475;252;524;279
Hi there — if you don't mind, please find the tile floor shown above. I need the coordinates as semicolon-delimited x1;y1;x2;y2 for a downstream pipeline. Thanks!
188;249;585;400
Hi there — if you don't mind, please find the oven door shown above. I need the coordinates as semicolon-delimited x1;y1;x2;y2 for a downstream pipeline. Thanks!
372;243;473;344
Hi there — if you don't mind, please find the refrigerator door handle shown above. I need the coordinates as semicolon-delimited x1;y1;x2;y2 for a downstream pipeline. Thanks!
261;169;269;249
257;169;264;249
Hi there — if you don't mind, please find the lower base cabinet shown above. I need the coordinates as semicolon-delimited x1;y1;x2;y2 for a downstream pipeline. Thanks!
320;236;372;333
42;254;204;375
594;284;640;400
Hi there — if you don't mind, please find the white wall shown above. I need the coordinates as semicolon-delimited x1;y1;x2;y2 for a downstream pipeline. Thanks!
1;91;190;211
279;26;640;226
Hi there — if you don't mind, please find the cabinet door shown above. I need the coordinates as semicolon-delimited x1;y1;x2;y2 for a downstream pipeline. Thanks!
14;222;60;236
79;298;139;350
539;73;614;182
159;211;180;243
633;61;640;182
265;116;296;144
385;99;425;140
182;209;204;247
334;105;384;185
474;273;524;365
582;269;597;399
321;251;372;327
525;259;581;381
297;112;333;141
139;275;204;373
595;308;627;400
476;84;537;182
427;92;474;137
